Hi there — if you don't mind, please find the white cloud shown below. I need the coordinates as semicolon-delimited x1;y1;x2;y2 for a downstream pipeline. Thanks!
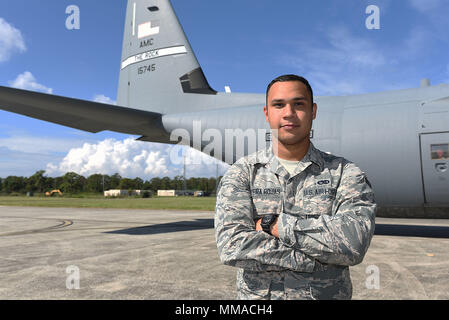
403;27;434;57
8;71;53;94
277;22;443;95
0;17;26;62
409;0;444;13
173;145;230;178
0;133;85;155
0;146;56;178
47;138;168;178
0;129;100;177
279;26;389;95
0;128;230;179
326;27;386;68
46;138;230;179
409;0;449;31
93;94;116;105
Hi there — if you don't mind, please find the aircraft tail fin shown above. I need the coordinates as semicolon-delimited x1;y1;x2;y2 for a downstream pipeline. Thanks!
117;0;216;114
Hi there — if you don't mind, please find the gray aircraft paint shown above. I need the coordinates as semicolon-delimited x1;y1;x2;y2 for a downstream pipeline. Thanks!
0;0;448;212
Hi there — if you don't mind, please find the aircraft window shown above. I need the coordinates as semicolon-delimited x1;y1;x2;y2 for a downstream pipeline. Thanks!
430;144;449;160
148;6;159;12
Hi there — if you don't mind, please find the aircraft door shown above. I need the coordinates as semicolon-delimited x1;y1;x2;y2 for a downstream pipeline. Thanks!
420;132;449;204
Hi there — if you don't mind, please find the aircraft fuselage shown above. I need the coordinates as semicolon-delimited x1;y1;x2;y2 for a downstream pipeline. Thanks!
162;84;449;208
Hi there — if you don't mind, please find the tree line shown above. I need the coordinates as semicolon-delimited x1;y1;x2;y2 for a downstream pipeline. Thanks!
0;170;223;195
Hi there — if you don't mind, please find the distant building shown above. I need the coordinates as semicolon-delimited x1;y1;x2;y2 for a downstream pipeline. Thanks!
104;189;142;197
157;190;176;197
156;190;203;197
104;190;128;197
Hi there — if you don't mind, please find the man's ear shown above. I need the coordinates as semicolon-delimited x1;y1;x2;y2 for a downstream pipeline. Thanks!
312;103;317;120
264;105;269;122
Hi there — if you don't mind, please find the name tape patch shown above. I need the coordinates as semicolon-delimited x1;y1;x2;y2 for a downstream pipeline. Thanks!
252;188;281;195
303;187;336;197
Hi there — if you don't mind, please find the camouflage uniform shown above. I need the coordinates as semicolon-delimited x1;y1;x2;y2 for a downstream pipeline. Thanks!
214;142;376;300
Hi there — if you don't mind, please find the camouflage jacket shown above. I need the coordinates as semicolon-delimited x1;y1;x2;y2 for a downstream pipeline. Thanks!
214;142;376;300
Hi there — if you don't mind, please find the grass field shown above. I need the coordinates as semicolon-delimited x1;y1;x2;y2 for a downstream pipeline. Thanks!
0;195;216;211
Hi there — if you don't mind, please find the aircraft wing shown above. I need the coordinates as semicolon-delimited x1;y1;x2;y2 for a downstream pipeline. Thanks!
0;86;173;144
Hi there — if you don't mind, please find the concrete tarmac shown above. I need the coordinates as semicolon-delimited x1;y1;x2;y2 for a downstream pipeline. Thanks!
0;206;448;300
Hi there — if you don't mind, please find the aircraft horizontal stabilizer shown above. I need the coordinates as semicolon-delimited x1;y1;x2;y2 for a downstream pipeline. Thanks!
0;86;172;144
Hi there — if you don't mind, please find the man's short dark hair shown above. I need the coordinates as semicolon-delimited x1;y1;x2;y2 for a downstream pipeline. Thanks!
266;74;314;105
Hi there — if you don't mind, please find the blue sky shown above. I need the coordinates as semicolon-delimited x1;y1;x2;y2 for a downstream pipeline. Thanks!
0;0;448;179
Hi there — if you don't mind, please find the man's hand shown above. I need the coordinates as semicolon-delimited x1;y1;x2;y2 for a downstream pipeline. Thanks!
255;218;262;231
255;217;279;238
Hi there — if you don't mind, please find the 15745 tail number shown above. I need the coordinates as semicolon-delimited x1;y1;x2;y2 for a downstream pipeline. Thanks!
138;64;156;75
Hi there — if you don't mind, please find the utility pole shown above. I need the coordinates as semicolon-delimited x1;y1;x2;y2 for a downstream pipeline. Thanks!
183;152;187;192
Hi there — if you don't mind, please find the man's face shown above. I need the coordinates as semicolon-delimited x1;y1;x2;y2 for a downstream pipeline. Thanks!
264;81;317;147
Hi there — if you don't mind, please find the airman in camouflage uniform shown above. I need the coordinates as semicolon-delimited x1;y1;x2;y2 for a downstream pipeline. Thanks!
214;75;376;300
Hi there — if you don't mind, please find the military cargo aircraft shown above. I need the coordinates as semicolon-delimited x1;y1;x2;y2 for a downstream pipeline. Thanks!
0;0;448;215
